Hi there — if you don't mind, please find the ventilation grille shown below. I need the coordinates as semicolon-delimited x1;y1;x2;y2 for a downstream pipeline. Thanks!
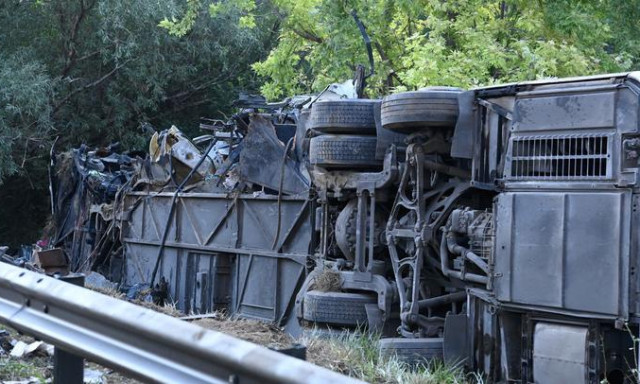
508;134;610;180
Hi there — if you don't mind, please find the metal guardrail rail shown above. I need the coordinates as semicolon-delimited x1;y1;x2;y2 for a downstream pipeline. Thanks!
0;263;365;384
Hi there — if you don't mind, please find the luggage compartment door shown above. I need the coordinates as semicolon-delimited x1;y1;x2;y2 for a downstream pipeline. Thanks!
494;191;631;318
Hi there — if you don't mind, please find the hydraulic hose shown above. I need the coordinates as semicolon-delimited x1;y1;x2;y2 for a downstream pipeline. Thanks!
439;230;488;285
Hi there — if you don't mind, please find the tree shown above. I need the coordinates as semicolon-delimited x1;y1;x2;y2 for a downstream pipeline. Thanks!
242;0;638;99
0;0;276;246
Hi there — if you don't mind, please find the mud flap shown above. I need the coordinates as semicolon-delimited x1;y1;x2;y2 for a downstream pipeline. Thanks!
365;303;383;333
443;313;468;366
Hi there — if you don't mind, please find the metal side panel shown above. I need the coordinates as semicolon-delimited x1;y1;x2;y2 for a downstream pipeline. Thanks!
513;90;616;132
232;254;305;324
495;190;630;317
122;193;314;256
533;323;588;384
120;192;312;322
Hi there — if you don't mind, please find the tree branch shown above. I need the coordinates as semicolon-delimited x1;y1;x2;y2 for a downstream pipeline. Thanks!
374;41;406;88
53;61;128;115
292;28;323;44
161;62;242;104
60;0;98;78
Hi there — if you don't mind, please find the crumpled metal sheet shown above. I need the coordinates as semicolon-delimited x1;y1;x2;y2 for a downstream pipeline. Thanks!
149;125;214;181
238;116;310;195
50;145;136;273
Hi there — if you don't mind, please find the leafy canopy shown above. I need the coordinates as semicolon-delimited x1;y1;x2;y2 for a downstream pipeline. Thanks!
165;0;639;99
0;0;277;245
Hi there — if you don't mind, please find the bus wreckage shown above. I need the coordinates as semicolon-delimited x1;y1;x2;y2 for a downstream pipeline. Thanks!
45;72;640;383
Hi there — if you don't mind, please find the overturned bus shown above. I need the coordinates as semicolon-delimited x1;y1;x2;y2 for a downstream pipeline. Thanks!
51;72;640;383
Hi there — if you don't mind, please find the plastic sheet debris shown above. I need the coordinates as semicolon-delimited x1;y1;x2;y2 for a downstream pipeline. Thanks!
83;368;106;384
85;272;118;292
10;341;45;358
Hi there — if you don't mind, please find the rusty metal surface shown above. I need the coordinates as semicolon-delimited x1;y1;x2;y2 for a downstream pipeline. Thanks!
0;262;364;384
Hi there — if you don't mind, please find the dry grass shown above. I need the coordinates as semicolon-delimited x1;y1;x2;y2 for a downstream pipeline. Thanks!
185;316;477;384
86;284;125;300
310;268;342;292
85;284;183;317
194;317;293;349
132;298;182;317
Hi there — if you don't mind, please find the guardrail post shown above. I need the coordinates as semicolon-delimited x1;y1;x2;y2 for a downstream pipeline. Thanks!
53;273;85;384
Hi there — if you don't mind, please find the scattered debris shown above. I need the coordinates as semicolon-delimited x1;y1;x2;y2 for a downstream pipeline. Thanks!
49;144;136;275
85;272;118;292
149;126;214;184
2;376;42;384
33;248;68;276
83;368;105;384
179;313;222;322
9;341;48;358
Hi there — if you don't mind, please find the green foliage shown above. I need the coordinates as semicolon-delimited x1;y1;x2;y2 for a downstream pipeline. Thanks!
0;0;275;176
303;329;476;383
244;0;640;99
159;0;203;37
0;52;53;180
0;357;47;382
0;0;276;245
209;0;258;29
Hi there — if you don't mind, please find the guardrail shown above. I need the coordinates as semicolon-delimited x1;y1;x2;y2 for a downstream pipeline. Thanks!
0;262;365;384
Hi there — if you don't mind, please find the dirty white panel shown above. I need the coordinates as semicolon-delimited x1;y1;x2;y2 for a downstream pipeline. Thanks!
514;91;615;131
533;323;588;384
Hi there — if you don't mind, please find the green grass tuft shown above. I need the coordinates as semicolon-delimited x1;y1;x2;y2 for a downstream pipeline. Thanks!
0;357;47;382
302;328;483;383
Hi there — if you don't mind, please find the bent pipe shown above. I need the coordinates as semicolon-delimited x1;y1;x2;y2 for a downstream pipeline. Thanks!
439;230;488;285
446;234;490;274
417;291;467;310
401;313;445;328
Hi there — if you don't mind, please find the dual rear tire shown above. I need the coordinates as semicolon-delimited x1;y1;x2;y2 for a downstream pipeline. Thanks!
307;89;462;169
308;99;381;170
